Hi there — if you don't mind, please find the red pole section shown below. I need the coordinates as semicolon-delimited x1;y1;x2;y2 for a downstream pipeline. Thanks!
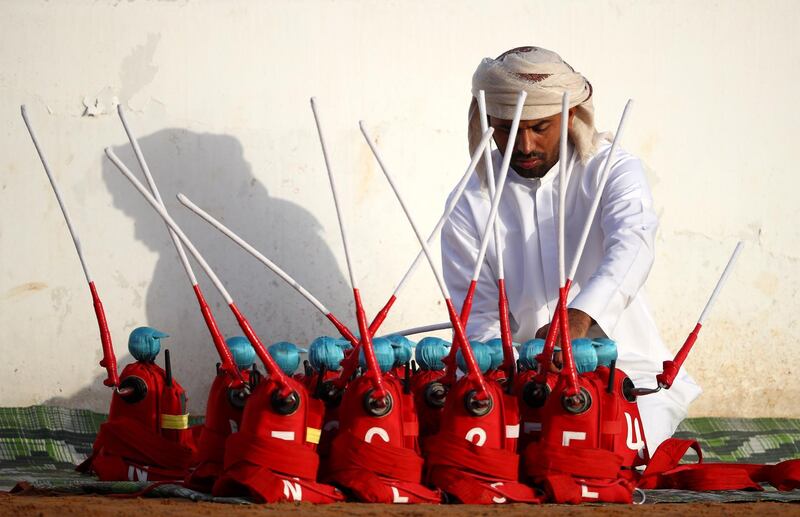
438;279;477;381
535;308;561;382
497;279;515;377
557;283;580;397
89;282;119;387
229;303;291;397
446;298;489;398
657;323;701;389
21;106;120;388
354;289;387;399
459;280;478;326
193;285;239;380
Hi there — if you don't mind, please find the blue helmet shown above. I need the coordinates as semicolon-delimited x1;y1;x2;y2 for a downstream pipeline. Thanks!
456;340;491;374
128;326;167;362
225;336;256;370
308;336;349;372
385;334;415;367
571;338;598;374
415;337;450;371
484;338;505;370
268;341;306;376
519;338;546;370
592;338;618;368
359;337;395;373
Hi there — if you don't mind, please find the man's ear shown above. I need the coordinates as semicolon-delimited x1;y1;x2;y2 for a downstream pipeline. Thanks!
568;107;577;130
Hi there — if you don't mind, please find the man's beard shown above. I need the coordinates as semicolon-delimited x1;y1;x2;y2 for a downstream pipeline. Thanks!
511;151;557;179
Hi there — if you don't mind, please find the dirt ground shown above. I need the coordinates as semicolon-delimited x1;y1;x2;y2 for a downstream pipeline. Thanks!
1;494;798;517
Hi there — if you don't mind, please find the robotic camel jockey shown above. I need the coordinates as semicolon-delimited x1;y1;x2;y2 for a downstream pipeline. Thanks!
21;107;196;482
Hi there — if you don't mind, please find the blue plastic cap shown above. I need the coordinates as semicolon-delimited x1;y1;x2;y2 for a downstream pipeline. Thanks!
309;336;346;372
128;326;167;362
268;341;302;376
572;338;599;374
592;338;618;367
415;337;450;371
456;340;491;374
519;338;546;370
359;337;395;373
225;336;256;370
484;338;504;370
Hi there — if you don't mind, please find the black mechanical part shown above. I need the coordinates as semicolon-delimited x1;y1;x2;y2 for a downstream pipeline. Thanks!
464;389;493;417
622;376;637;402
607;359;617;394
522;381;550;408
561;386;593;414
424;381;447;408
363;388;393;417
227;386;249;410
271;388;301;416
117;375;148;404
164;349;173;387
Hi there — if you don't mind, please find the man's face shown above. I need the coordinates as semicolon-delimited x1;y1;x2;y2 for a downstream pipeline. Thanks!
489;108;575;179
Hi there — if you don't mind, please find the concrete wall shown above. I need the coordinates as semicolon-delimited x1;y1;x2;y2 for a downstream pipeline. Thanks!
1;0;797;416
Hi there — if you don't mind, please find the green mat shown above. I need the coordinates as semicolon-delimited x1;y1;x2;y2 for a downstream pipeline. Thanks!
1;406;799;503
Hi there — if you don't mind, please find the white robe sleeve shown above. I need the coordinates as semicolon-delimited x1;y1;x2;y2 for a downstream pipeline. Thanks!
568;152;659;335
441;196;501;342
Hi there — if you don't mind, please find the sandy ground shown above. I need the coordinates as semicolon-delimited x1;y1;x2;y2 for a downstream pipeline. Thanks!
1;494;799;516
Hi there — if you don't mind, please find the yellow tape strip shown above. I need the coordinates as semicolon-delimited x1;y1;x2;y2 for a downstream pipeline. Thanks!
306;427;321;444
161;413;190;430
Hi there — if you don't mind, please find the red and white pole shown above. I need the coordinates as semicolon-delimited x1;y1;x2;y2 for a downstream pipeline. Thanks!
21;105;119;388
106;149;293;397
116;105;240;382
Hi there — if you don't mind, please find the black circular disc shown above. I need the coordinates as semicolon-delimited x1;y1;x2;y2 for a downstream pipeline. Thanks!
117;375;147;404
561;386;592;414
363;389;393;417
424;381;448;408
271;389;301;416
522;381;550;408
464;389;493;417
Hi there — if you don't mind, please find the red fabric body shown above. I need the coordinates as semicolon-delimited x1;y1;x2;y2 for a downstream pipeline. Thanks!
78;362;195;481
424;376;538;504
409;370;446;438
324;374;440;503
513;369;558;450
212;376;342;503
77;416;194;481
185;370;252;492
520;366;648;503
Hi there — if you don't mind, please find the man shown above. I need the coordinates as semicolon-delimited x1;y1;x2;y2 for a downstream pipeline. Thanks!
441;46;701;451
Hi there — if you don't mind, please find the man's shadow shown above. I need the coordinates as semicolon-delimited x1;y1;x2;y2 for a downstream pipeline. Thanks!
45;129;352;413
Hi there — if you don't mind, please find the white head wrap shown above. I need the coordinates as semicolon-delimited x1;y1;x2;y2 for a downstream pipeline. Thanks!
469;46;603;183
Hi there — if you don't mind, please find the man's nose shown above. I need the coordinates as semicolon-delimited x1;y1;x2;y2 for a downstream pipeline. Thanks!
516;127;535;155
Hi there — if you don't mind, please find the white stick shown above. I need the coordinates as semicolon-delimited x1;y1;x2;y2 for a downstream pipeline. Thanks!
310;97;360;289
389;321;451;337
105;148;234;305
21;105;93;282
698;241;744;324
359;121;453;299
567;100;634;281
391;127;494;297
116;105;199;286
466;91;528;283
558;92;570;286
177;193;330;315
477;90;504;280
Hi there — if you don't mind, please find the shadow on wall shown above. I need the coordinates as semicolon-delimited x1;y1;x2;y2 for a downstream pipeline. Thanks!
45;129;352;413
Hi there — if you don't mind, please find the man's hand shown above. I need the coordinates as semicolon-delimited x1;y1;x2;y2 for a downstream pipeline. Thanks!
535;308;594;371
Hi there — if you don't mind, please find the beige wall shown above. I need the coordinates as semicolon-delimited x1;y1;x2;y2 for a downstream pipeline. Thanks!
1;0;797;416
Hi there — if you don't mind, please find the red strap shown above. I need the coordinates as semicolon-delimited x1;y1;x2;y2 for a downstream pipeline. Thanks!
524;442;624;480
327;430;424;482
223;431;319;480
640;438;800;492
424;432;519;481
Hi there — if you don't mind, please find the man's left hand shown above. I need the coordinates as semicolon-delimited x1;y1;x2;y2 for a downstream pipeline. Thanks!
535;308;595;371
